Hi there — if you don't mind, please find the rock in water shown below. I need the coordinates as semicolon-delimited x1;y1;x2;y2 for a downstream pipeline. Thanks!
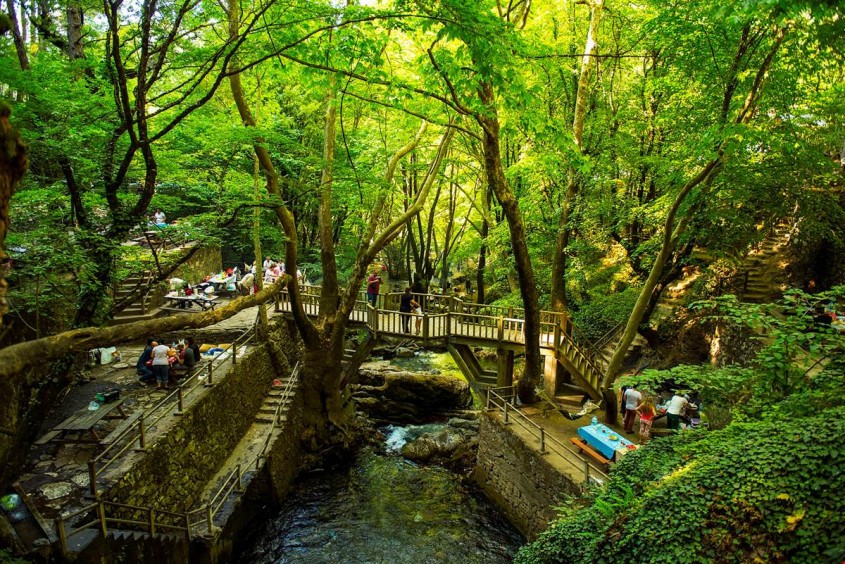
353;369;471;423
400;423;480;473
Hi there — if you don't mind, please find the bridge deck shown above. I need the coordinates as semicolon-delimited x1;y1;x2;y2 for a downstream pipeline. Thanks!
268;286;605;399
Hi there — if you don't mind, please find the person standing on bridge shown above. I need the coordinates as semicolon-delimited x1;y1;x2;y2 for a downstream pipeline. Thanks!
399;287;420;333
367;270;383;308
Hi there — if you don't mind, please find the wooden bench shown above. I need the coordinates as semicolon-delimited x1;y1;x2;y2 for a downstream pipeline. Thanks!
98;411;142;446
570;437;611;466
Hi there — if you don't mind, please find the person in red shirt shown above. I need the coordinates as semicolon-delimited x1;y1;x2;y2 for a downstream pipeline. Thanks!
366;271;383;308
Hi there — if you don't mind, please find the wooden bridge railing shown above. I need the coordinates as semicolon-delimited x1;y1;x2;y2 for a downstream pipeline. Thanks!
277;284;606;398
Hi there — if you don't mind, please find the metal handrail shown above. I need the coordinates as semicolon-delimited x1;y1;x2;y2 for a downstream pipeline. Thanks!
255;362;301;470
486;387;608;485
88;323;259;496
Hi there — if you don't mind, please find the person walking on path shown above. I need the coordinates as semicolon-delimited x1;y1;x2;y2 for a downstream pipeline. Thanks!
367;271;383;308
635;396;656;442
622;386;642;434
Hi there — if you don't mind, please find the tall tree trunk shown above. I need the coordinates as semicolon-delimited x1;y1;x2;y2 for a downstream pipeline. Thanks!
65;3;84;59
318;75;339;320
5;0;30;69
0;103;29;328
550;0;604;312
253;153;268;337
477;83;541;402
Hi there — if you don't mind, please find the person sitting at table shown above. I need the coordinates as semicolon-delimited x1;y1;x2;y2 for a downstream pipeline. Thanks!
151;340;171;390
171;343;196;380
263;257;274;271
153;209;166;226
622;385;642;434
635;396;657;443
136;339;155;383
187;336;201;363
666;392;689;431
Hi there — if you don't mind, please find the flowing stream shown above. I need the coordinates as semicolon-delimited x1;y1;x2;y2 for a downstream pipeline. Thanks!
236;425;523;563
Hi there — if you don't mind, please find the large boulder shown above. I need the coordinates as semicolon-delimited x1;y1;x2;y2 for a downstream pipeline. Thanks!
352;365;471;424
400;421;479;472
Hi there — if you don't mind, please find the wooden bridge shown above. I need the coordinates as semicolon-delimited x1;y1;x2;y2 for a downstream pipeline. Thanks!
273;286;607;401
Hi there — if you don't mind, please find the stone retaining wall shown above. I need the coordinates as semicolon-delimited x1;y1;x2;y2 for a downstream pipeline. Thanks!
105;344;277;511
474;413;582;539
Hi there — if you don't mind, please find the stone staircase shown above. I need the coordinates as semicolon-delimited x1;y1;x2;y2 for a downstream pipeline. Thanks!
255;377;299;424
733;223;792;303
110;271;163;325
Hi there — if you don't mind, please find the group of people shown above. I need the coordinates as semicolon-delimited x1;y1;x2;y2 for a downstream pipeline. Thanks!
620;386;696;441
137;337;200;390
366;269;424;335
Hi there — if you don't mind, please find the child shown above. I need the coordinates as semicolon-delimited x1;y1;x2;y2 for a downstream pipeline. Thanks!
636;396;657;443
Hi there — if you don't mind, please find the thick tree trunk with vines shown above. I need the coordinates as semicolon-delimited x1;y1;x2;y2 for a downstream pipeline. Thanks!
0;103;29;329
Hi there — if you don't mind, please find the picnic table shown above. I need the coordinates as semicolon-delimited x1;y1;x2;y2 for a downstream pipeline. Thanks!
577;422;638;461
162;293;220;313
35;400;130;446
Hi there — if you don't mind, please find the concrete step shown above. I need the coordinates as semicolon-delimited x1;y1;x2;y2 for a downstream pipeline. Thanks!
109;308;162;325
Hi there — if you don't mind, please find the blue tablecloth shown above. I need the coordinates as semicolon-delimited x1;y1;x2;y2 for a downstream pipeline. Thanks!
578;423;636;460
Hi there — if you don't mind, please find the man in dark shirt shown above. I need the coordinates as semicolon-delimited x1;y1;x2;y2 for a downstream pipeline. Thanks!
137;339;155;383
399;287;420;333
187;336;201;363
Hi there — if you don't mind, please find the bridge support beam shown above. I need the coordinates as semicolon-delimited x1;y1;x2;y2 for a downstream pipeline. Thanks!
497;348;514;388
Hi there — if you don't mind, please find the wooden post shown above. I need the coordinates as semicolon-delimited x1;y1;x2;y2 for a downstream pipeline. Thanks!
207;361;213;386
184;513;191;540
274;293;280;313
497;316;504;342
236;464;243;493
149;507;156;536
232;342;237;364
55;518;68;556
503;400;510;424
497;348;514;388
423;314;429;341
554;320;561;348
98;502;107;536
445;310;452;337
206;505;213;534
539;428;546;453
176;385;184;414
138;414;146;449
88;460;97;496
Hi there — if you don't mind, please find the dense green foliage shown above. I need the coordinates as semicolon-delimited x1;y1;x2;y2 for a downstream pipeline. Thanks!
518;412;845;563
519;289;845;562
1;0;844;558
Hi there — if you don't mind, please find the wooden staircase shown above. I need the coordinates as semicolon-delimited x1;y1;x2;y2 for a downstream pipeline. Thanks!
447;344;497;386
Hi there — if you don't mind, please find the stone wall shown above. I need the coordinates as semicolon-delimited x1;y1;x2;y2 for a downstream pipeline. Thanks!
475;413;582;540
105;344;277;511
172;244;222;287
